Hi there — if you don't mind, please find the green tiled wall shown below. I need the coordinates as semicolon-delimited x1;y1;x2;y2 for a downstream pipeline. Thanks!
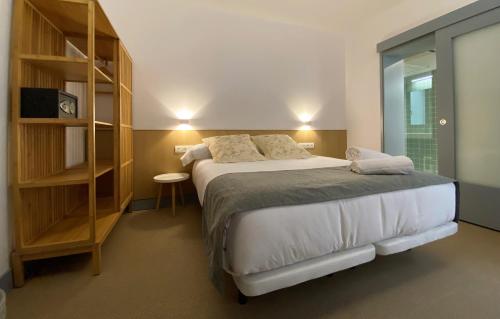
404;71;438;173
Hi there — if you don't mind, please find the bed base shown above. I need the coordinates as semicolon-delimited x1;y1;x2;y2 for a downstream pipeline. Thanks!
233;222;458;303
374;222;458;255
233;244;376;298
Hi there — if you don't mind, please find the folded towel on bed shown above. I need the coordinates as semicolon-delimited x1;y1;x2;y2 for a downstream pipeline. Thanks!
350;156;415;175
346;147;391;161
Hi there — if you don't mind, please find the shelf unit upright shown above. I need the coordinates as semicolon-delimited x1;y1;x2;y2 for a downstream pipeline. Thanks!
9;0;134;287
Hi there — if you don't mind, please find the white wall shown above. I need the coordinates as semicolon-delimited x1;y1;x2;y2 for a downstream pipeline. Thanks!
345;0;477;150
99;0;346;130
0;0;12;279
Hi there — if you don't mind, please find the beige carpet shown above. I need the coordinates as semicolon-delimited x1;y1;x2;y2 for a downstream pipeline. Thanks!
6;203;500;319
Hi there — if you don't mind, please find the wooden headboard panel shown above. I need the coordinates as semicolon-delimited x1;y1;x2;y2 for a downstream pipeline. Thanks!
133;130;347;200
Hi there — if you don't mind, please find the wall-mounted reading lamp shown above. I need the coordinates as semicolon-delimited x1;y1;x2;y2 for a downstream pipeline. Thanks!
176;119;192;131
175;109;194;130
298;113;313;131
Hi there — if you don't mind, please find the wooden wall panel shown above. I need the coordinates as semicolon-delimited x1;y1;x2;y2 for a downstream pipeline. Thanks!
120;87;132;125
119;46;132;90
19;125;65;181
21;62;64;89
120;127;133;163
18;1;66;182
118;43;133;207
132;130;347;200
120;164;133;204
22;1;65;56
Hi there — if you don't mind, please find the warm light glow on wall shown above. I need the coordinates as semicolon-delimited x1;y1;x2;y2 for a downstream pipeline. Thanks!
176;108;194;120
288;98;321;131
298;113;313;130
176;118;193;130
159;90;211;130
298;113;313;124
176;123;193;131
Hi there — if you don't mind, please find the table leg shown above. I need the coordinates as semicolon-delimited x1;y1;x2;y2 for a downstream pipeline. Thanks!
171;183;176;216
178;182;185;206
92;245;102;275
156;184;163;210
11;252;25;287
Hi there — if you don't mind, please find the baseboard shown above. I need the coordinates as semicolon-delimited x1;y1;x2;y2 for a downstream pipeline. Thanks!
130;194;198;212
459;220;500;233
0;270;12;292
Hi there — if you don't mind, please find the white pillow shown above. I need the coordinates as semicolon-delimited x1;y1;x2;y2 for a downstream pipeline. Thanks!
180;143;212;166
202;134;265;163
251;134;311;160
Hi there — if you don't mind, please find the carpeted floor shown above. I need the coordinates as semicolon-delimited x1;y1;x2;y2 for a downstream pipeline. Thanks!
6;203;500;319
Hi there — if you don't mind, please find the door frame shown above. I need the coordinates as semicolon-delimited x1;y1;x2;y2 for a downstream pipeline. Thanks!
379;1;500;158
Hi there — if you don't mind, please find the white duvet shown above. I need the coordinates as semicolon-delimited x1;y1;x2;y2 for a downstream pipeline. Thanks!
192;156;456;276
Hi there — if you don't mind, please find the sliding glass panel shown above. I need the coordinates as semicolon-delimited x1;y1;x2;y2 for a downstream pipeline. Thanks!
454;22;500;188
453;21;500;229
382;36;438;173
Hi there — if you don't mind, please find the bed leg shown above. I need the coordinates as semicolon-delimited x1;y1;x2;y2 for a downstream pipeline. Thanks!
238;291;248;305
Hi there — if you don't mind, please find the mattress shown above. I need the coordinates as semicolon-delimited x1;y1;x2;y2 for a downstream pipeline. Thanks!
193;156;456;276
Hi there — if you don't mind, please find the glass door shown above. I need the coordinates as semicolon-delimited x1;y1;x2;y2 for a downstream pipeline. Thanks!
382;35;439;173
436;8;500;230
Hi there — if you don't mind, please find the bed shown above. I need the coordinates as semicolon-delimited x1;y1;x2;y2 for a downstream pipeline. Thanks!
192;156;458;303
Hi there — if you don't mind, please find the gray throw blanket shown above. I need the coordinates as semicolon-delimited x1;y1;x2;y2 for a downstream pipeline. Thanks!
202;166;456;291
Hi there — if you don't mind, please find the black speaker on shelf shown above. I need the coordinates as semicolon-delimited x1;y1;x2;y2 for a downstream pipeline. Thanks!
21;88;78;119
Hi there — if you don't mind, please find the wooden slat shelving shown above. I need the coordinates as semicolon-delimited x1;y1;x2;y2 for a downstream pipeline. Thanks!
20;54;113;83
27;196;122;247
19;161;114;188
10;0;133;288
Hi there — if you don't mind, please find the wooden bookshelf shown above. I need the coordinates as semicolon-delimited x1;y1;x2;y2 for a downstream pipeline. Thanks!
19;118;88;126
26;197;121;247
9;0;133;287
18;118;113;127
25;210;124;247
28;0;117;38
19;161;114;188
95;120;113;127
20;54;113;83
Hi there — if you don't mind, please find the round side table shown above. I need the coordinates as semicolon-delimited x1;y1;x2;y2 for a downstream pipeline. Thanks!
153;173;190;216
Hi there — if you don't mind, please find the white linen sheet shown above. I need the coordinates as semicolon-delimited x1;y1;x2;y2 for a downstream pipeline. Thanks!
193;156;351;203
192;156;456;276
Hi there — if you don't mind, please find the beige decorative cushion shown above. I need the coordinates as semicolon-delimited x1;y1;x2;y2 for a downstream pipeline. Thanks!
202;134;265;163
251;134;312;160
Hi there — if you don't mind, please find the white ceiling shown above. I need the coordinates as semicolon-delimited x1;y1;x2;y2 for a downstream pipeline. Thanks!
170;0;406;31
